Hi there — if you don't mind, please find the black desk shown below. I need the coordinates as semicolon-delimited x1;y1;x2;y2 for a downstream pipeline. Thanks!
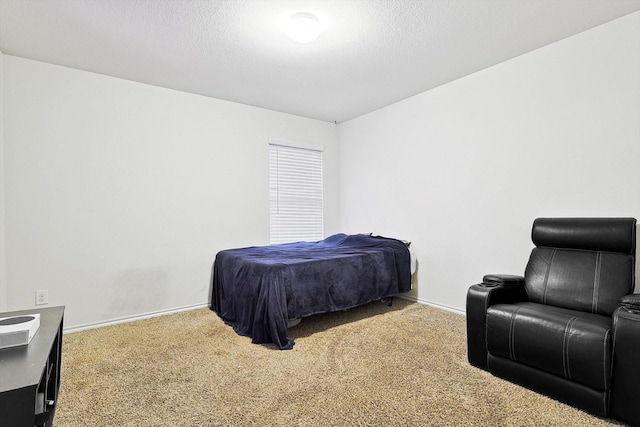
0;306;64;427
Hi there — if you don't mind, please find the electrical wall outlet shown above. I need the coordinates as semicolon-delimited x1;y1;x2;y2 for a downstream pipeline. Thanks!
35;289;49;305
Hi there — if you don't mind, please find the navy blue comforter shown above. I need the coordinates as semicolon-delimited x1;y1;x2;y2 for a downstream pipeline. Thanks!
210;234;411;349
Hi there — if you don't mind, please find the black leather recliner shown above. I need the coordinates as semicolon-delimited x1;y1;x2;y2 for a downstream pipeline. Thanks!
467;217;639;425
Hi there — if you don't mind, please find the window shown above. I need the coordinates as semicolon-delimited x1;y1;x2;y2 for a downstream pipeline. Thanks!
269;139;324;244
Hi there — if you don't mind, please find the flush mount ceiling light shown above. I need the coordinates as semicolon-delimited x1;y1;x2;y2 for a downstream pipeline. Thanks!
286;12;321;43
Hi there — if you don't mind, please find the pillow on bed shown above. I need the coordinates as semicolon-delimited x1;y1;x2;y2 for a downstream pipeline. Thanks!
368;232;411;247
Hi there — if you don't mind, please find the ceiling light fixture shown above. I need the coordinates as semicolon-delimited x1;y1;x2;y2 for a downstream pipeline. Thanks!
286;12;321;44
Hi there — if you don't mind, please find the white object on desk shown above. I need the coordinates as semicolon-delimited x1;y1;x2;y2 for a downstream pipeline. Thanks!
0;313;41;349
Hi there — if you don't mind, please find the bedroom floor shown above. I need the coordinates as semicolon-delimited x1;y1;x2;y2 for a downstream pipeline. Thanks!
55;299;615;426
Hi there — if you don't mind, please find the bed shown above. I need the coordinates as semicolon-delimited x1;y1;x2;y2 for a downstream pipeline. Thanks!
209;233;413;349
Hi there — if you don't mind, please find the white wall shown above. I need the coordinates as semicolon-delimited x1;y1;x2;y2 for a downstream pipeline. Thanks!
3;12;639;326
2;56;339;328
338;12;640;312
0;49;6;312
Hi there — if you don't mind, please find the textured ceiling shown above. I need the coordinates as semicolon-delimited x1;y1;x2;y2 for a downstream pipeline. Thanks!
1;0;640;123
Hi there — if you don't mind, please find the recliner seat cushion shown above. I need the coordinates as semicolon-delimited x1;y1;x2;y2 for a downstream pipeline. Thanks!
487;302;612;391
525;247;633;316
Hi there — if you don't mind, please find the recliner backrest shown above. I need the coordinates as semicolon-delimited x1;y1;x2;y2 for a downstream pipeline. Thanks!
524;218;636;316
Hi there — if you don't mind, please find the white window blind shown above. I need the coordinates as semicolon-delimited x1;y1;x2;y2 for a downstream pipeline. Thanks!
269;141;324;244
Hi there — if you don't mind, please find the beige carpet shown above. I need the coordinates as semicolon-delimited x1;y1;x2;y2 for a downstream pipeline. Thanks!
55;299;619;426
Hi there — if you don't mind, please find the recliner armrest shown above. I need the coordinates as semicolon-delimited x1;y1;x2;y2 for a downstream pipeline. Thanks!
482;274;525;287
610;306;640;425
618;294;640;313
466;278;528;371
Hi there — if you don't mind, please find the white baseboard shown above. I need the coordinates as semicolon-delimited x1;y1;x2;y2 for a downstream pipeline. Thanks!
64;302;210;334
398;295;465;316
64;297;464;335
